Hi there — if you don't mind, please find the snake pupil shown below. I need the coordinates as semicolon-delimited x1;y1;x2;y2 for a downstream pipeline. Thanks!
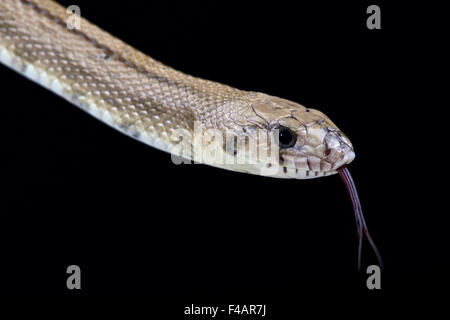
278;126;297;149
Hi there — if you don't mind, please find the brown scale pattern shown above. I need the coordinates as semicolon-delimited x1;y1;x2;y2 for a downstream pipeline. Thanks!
0;0;253;147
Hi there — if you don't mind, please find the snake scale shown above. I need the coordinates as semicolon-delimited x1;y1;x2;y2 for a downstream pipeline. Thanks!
0;0;382;270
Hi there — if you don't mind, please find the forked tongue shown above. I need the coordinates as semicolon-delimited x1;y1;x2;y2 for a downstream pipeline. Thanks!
337;166;383;271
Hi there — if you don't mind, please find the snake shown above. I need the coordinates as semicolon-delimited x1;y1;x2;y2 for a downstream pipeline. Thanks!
0;0;383;270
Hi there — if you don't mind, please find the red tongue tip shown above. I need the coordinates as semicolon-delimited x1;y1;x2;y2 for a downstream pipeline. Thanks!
337;166;384;271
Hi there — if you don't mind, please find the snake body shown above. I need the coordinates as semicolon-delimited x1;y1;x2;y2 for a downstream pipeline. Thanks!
0;0;355;178
1;0;384;270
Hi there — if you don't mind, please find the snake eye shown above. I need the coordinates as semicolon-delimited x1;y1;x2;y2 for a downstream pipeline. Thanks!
277;126;297;149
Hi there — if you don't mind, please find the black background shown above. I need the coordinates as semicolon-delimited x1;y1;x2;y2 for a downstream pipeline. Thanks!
0;0;446;314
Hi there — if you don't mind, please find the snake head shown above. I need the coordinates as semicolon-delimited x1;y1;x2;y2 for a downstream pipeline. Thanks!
236;94;355;179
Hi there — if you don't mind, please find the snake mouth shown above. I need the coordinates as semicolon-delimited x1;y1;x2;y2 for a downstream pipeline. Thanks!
272;150;355;179
264;161;337;179
276;166;337;179
331;151;356;170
